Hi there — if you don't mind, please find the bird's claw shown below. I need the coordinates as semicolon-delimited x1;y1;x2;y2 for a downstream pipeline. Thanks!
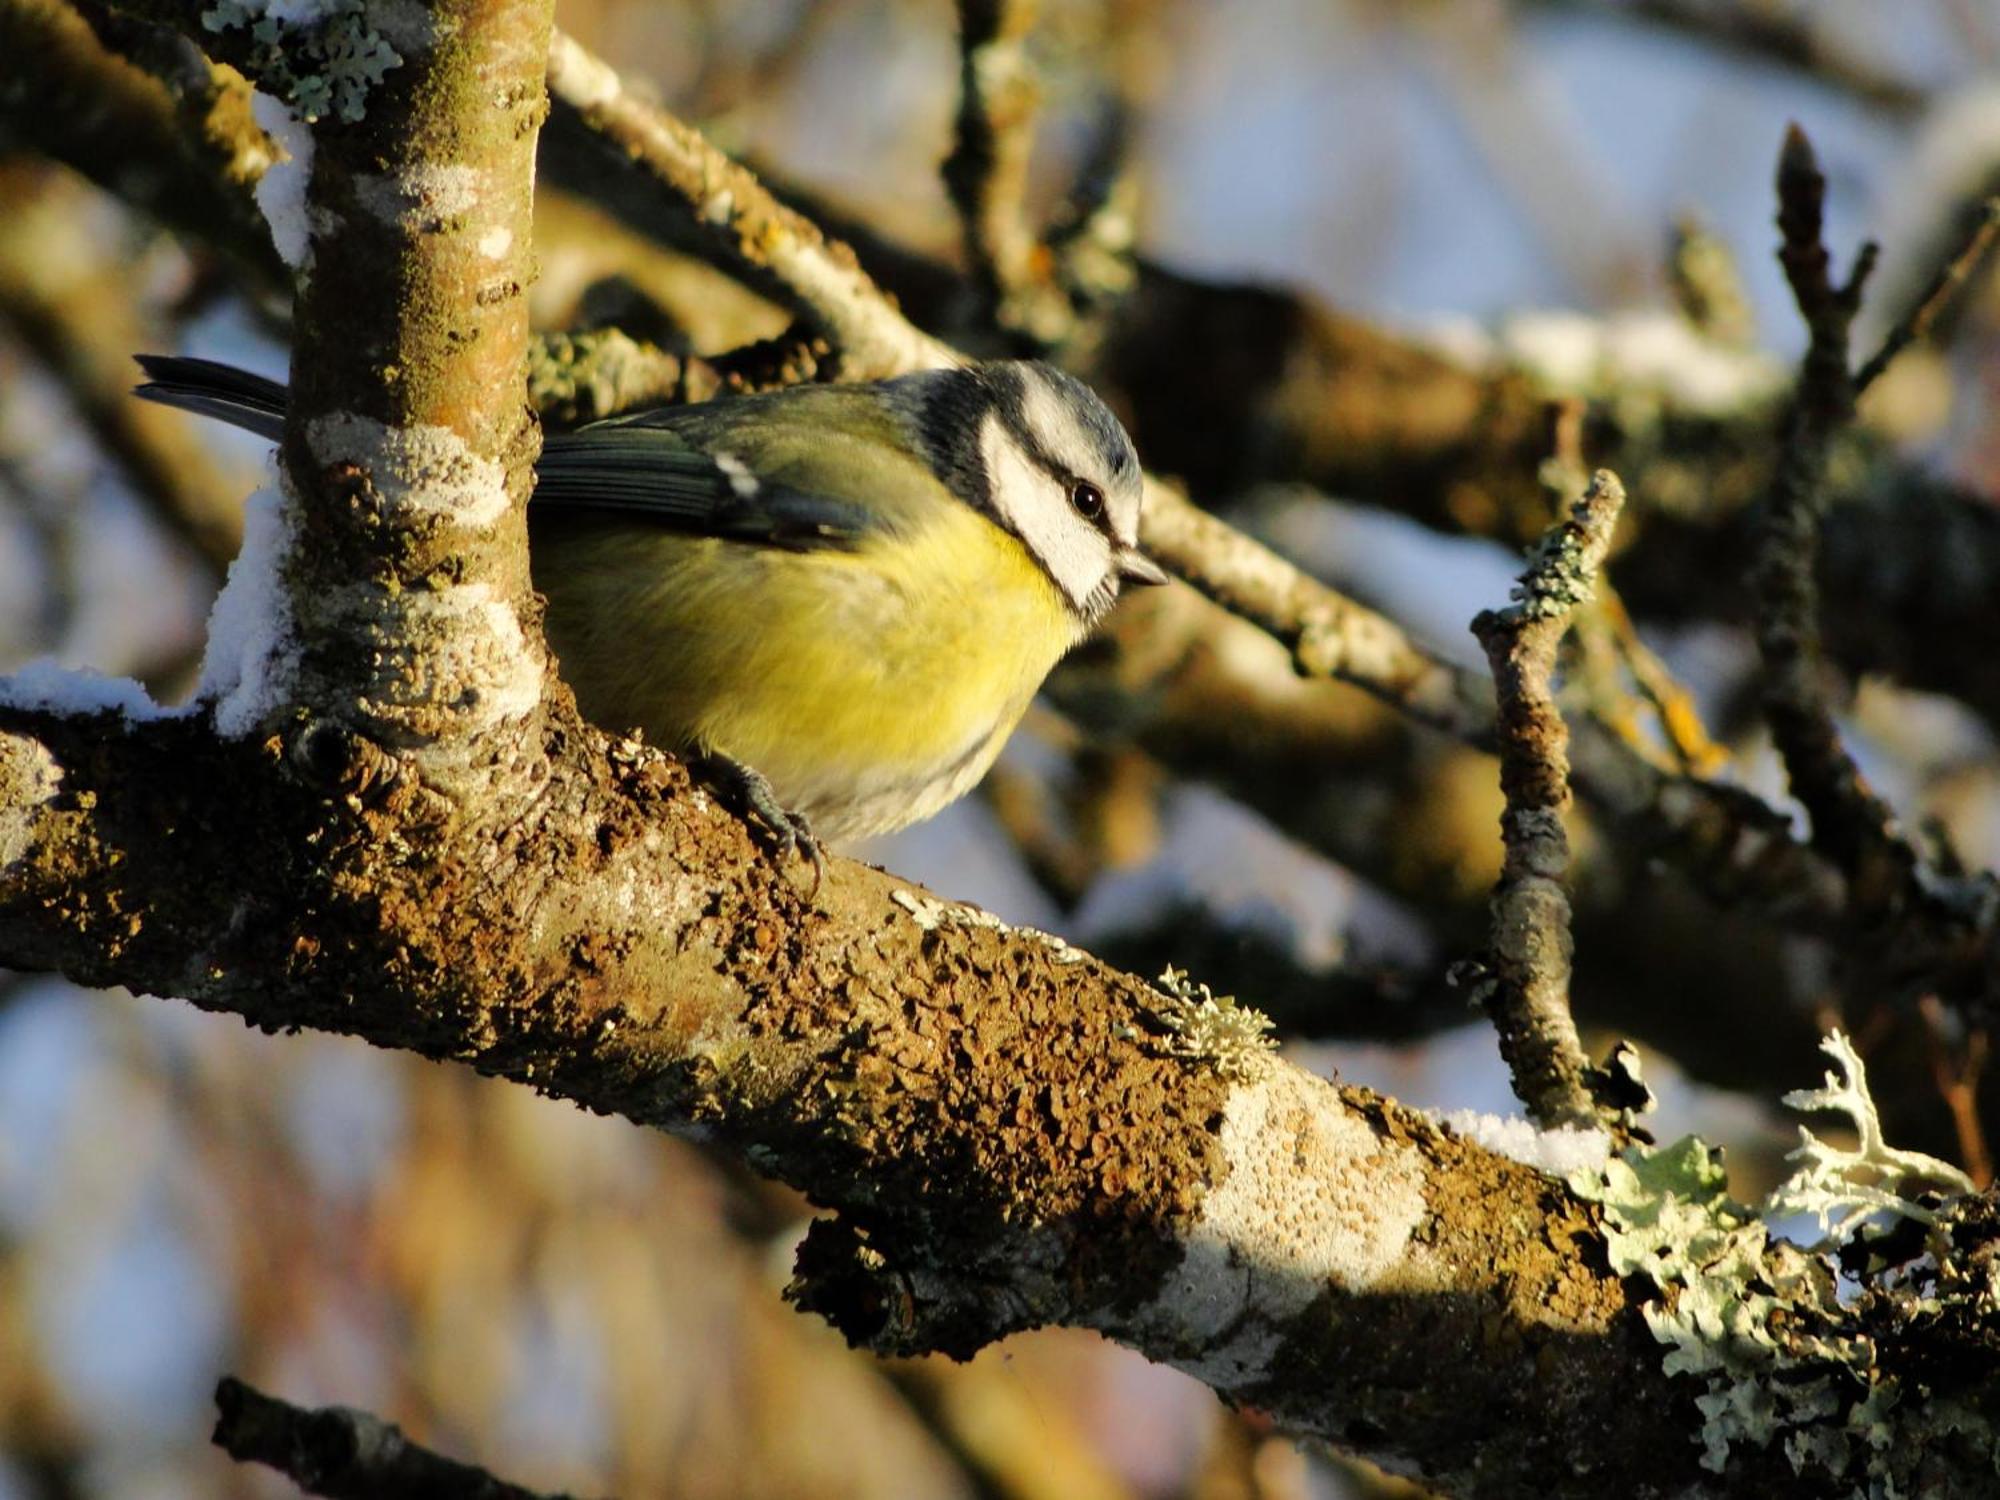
698;754;824;894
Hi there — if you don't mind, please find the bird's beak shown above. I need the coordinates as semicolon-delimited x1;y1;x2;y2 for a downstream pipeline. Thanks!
1117;549;1169;587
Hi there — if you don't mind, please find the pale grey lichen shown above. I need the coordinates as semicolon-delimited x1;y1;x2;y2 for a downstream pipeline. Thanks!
1768;1030;1974;1235
1146;967;1277;1081
202;0;402;123
887;889;1089;965
1569;1030;1996;1491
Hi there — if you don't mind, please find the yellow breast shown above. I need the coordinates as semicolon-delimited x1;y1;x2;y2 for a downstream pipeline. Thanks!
532;501;1081;840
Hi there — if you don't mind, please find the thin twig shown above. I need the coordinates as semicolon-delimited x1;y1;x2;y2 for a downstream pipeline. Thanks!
212;1377;595;1500
1137;476;1870;1027
1853;197;2000;394
1137;482;1498;743
1595;585;1729;776
544;29;954;381
1753;126;2000;1017
1138;481;1852;932
1469;470;1628;1130
1539;399;1714;774
1758;126;1924;890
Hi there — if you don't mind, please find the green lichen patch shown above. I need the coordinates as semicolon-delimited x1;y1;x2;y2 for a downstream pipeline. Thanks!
1569;1031;1998;1492
201;0;402;122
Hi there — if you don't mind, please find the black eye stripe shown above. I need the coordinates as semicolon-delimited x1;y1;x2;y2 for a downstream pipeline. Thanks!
899;362;1132;545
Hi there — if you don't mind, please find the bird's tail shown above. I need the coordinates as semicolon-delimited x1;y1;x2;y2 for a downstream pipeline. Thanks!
133;354;289;443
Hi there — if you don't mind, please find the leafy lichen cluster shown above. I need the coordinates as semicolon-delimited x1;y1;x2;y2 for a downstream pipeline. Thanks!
1570;1033;1995;1493
201;0;401;122
1146;966;1277;1081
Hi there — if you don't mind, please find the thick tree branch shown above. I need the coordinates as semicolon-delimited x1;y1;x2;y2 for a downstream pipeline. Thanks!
0;701;1744;1499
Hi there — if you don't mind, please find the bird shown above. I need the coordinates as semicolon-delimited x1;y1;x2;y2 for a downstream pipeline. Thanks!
134;354;1166;864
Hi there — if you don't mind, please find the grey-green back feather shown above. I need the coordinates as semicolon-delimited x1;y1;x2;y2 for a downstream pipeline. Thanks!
534;386;943;551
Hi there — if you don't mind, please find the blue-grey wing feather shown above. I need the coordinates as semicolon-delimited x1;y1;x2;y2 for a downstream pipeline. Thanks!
533;425;880;551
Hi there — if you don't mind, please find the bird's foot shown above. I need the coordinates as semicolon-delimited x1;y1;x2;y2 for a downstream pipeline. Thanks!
696;753;824;890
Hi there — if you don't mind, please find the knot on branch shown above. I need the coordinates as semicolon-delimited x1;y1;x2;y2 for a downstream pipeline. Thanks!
787;1216;1054;1361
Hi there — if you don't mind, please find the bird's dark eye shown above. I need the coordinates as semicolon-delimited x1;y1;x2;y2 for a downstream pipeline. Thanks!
1070;479;1106;520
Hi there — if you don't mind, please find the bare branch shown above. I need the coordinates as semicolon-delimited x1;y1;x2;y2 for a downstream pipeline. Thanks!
1137;482;1499;743
212;1377;591;1500
943;0;1067;342
1752;125;2000;1019
1854;197;2000;395
1470;470;1627;1131
0;0;284;286
1763;136;1939;886
1137;481;1852;936
0;704;1724;1497
544;29;954;382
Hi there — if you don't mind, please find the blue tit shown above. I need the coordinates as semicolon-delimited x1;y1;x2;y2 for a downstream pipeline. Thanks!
134;355;1166;854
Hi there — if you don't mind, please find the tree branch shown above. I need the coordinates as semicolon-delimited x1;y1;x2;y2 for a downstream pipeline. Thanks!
943;0;1067;342
1;9;1995;1490
0;0;284;287
1853;196;2000;395
1470;470;1627;1130
543;29;954;382
1135;482;1855;939
213;1377;590;1500
1754;127;2000;1012
0;701;1737;1498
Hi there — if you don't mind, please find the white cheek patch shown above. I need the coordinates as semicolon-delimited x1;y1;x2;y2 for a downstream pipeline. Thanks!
979;410;1112;614
1017;365;1142;547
